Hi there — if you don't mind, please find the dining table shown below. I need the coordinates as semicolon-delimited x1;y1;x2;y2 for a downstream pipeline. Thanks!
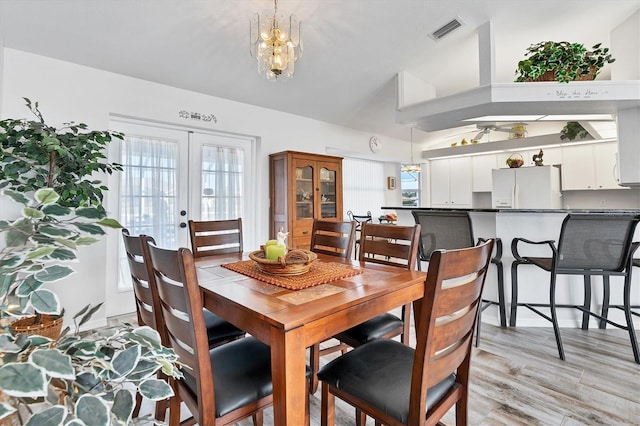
195;252;426;426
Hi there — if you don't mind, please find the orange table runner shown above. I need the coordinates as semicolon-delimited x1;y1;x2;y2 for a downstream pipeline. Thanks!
222;260;363;290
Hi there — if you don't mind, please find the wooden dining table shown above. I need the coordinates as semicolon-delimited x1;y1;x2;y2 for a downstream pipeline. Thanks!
195;253;426;426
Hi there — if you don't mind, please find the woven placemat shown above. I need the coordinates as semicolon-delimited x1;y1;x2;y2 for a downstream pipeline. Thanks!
222;260;363;290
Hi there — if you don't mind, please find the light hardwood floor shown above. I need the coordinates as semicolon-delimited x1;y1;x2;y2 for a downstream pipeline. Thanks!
122;317;640;425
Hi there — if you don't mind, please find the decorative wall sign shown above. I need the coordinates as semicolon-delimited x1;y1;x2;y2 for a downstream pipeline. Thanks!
387;176;396;190
178;110;217;123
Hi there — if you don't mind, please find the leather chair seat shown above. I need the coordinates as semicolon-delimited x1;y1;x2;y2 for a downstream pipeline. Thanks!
333;313;403;348
203;308;245;347
318;339;455;424
182;337;273;418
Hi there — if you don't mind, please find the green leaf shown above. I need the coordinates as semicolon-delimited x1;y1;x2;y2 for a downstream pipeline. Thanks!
16;275;44;297
3;189;30;205
5;218;33;247
112;345;141;377
75;395;109;426
25;246;56;260
24;405;66;426
22;207;44;220
74;237;99;246
127;359;161;381
0;335;25;354
34;188;60;205
131;326;162;348
64;419;86;426
139;378;174;401
49;248;76;261
42;204;71;216
53;237;78;250
39;225;73;237
30;349;75;380
74;223;105;235
0;273;17;299
35;265;74;282
111;390;134;425
30;289;61;314
77;303;103;327
0;363;47;397
75;207;105;219
96;218;122;229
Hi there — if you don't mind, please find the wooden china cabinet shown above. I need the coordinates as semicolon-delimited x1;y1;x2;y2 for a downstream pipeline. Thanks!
269;151;343;249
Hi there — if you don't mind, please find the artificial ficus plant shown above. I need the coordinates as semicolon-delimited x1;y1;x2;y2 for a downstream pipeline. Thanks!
0;100;181;424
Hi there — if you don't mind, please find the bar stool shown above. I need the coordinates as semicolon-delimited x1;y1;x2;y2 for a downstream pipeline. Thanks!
346;210;372;259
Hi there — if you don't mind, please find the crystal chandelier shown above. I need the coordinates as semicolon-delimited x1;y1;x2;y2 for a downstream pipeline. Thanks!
250;0;303;82
401;128;422;172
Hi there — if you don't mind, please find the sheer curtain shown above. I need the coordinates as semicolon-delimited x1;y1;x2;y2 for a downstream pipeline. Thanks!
200;145;244;220
342;157;385;219
120;136;179;248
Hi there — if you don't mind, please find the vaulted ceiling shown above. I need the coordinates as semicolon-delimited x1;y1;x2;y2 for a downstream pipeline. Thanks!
0;0;637;146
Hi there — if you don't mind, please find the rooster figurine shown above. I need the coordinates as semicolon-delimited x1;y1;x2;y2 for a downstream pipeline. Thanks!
532;149;544;166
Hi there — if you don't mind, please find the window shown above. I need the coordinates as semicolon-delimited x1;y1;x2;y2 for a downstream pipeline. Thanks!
401;170;420;207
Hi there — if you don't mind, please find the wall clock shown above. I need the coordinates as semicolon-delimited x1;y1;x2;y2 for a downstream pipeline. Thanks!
369;136;382;153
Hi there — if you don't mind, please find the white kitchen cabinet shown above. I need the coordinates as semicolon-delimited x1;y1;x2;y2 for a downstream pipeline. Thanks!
562;142;623;190
472;154;497;192
430;157;472;208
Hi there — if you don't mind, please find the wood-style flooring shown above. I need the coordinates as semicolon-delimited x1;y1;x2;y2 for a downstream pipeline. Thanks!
126;318;640;425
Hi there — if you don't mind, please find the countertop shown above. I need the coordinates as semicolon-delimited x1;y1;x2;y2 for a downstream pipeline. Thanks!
381;207;640;214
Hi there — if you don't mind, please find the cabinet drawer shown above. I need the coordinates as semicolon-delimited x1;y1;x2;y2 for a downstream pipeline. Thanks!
293;221;313;238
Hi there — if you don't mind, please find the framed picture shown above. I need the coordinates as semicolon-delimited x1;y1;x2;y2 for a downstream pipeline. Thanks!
387;176;396;190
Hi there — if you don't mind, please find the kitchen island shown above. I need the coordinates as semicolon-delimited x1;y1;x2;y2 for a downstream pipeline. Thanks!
382;207;640;329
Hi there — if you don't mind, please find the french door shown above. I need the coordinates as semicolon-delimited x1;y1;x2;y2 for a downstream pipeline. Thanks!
104;120;255;317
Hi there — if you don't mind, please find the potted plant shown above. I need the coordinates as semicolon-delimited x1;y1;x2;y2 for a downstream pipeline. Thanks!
0;100;181;424
515;41;615;83
560;121;591;141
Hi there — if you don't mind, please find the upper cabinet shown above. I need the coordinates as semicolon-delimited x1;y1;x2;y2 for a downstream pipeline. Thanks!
430;157;472;208
472;154;497;192
561;142;623;190
269;151;343;249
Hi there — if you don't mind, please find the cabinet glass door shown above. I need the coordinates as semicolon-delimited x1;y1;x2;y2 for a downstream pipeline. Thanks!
319;166;337;218
295;165;314;220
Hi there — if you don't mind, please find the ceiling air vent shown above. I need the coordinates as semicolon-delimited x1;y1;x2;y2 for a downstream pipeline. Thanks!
429;18;463;41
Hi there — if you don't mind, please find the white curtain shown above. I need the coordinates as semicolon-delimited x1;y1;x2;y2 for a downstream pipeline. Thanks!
200;145;244;221
342;157;385;220
120;136;179;249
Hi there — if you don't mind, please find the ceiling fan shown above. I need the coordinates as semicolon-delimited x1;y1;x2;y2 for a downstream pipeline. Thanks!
472;123;527;141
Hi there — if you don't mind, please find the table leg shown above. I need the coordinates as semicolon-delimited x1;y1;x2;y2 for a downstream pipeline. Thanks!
271;326;308;426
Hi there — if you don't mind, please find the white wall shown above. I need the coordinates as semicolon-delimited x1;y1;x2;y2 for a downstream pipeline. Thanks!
1;48;408;327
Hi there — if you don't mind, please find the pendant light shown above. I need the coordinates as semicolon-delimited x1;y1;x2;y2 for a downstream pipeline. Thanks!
401;128;422;172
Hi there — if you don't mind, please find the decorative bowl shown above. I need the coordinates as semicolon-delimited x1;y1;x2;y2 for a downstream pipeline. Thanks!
249;249;318;276
506;153;524;168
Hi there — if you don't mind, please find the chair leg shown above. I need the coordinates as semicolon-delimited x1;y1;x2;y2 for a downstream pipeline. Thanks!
475;307;482;348
510;262;520;327
252;410;264;426
549;274;565;361
155;398;168;422
581;275;591;330
321;383;335;426
600;275;610;329
623;274;640;364
401;303;411;345
168;393;182;426
132;392;143;418
355;408;366;426
495;260;507;327
310;344;320;394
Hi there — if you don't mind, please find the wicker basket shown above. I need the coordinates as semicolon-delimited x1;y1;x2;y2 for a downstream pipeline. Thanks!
249;249;318;276
506;153;524;168
526;66;597;82
10;314;63;340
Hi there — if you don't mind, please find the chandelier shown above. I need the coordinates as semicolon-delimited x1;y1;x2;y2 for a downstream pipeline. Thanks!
250;0;303;82
401;128;422;173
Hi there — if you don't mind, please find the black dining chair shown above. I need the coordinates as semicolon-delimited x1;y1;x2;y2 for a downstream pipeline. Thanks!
346;210;372;259
318;240;494;426
511;213;640;363
411;210;506;346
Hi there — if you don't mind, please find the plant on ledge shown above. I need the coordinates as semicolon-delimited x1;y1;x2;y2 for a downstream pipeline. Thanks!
560;121;591;141
0;100;181;424
515;41;615;83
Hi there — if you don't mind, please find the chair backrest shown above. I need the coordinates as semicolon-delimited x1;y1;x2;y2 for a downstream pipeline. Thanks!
146;241;215;424
121;229;162;331
411;210;474;262
557;214;640;271
409;239;494;424
358;222;421;270
310;219;356;259
346;210;372;231
188;218;243;258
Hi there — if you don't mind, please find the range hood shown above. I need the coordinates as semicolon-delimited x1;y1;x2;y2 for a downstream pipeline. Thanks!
396;80;640;186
